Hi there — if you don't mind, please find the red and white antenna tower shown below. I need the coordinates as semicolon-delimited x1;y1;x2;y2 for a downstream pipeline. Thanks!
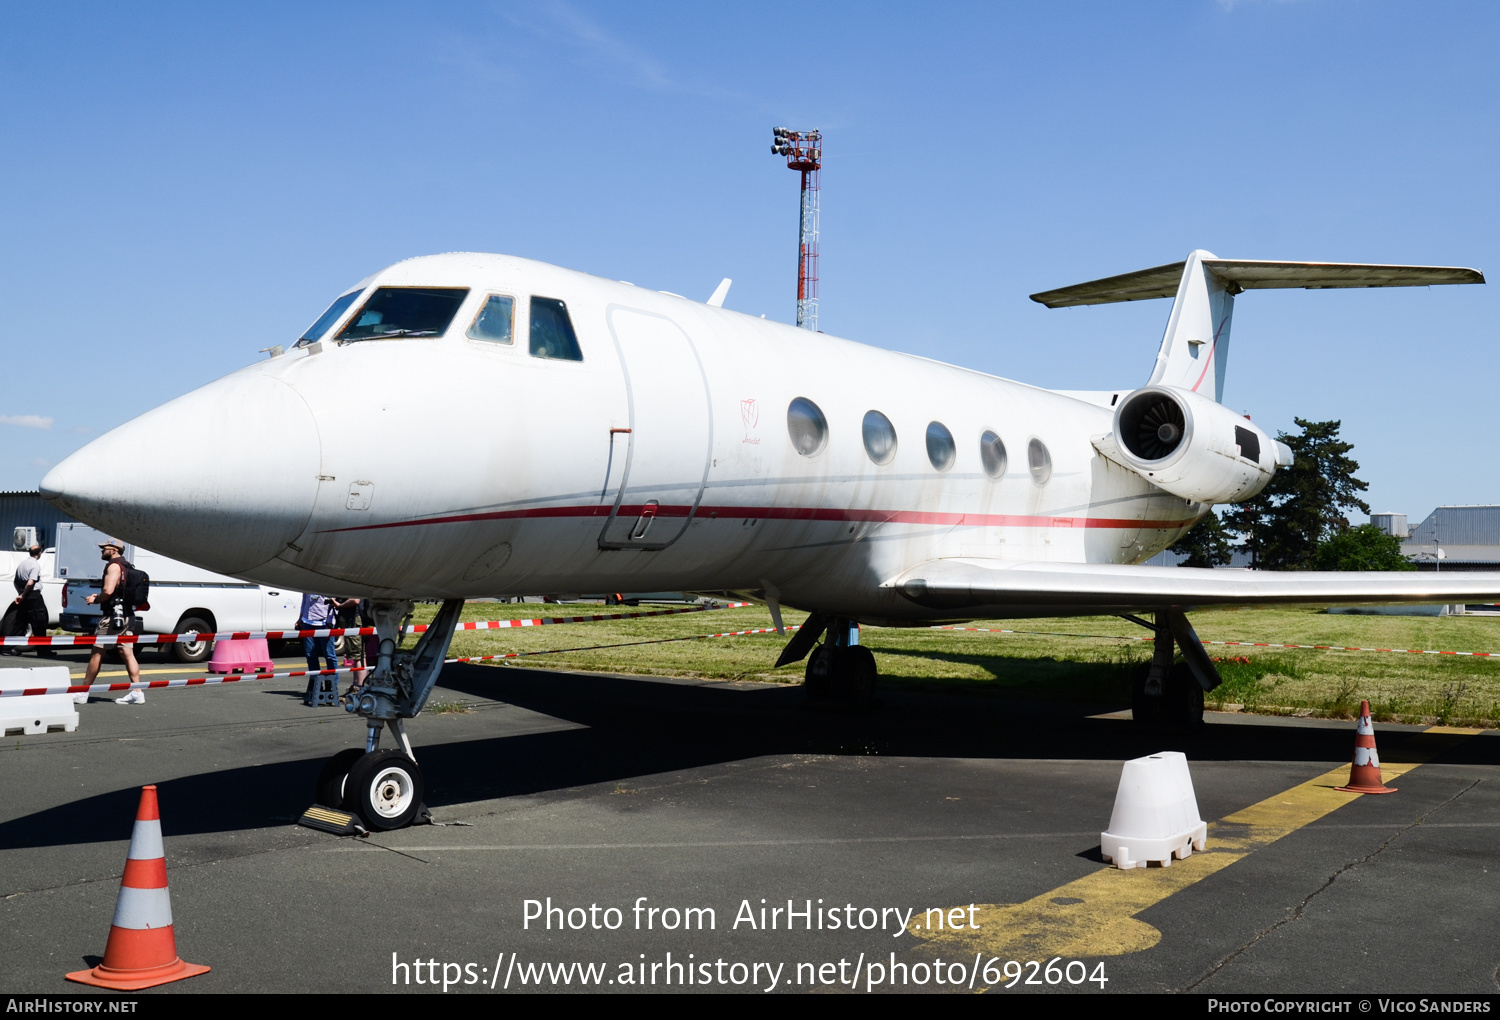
771;127;822;331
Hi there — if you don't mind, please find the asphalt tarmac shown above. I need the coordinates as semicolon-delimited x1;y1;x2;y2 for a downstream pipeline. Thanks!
1;647;1497;995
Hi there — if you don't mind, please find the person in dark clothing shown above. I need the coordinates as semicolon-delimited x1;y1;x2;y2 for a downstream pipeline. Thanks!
299;591;339;706
4;544;51;655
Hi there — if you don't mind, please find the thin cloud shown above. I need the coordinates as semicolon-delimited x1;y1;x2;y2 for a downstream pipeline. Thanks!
470;1;784;116
508;1;673;89
0;415;53;430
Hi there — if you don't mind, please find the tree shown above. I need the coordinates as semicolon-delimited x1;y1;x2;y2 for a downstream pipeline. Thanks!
1223;418;1370;570
1313;524;1415;572
1167;510;1233;567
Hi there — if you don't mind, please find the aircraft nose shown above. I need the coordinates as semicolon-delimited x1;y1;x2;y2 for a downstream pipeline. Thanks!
41;373;321;575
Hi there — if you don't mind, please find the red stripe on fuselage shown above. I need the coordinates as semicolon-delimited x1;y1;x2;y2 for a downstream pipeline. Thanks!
321;503;1198;535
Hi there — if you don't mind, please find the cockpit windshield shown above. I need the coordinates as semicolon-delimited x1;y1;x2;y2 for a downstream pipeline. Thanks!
299;289;364;344
336;287;470;342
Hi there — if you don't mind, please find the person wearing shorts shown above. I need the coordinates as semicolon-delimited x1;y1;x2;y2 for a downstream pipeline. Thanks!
82;538;141;692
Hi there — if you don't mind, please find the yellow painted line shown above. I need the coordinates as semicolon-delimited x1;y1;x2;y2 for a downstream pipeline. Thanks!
907;760;1425;962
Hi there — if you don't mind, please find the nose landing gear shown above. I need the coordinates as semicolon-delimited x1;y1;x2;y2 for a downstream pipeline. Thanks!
304;598;464;831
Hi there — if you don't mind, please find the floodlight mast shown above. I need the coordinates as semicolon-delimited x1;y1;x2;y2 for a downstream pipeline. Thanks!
771;127;822;331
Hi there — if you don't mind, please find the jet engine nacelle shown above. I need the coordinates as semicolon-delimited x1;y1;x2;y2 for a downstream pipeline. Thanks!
1095;385;1291;505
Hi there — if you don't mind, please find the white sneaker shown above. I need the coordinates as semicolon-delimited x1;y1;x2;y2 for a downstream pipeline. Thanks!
72;693;88;705
115;690;145;705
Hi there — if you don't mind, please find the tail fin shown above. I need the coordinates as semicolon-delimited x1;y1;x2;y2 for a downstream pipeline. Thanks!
1148;249;1234;403
1031;253;1483;405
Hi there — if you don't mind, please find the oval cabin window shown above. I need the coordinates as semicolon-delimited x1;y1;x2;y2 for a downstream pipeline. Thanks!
1028;438;1052;485
786;397;829;457
926;421;956;472
862;410;897;465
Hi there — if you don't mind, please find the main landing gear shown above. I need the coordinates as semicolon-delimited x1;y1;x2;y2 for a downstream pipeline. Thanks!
1123;609;1222;733
311;598;465;831
776;614;877;707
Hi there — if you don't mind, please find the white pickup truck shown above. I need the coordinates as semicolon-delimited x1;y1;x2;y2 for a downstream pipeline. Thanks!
56;522;305;663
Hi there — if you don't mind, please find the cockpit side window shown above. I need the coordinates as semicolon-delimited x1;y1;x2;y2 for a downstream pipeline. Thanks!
467;294;515;344
529;297;583;361
298;289;364;345
336;287;470;342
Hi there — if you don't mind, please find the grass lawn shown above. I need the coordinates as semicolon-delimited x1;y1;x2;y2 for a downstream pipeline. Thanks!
412;601;1500;729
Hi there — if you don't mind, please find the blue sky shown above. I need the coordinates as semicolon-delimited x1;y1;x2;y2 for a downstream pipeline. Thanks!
1;1;1494;522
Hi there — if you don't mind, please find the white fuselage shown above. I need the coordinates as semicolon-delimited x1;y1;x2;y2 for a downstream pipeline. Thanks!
41;253;1202;624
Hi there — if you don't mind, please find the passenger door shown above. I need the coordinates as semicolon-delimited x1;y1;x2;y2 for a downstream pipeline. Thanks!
597;307;713;550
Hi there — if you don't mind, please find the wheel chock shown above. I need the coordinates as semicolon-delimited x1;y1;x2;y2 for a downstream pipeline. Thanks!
297;804;366;836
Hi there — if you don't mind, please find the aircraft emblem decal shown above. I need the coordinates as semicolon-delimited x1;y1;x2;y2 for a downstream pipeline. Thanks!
741;398;760;444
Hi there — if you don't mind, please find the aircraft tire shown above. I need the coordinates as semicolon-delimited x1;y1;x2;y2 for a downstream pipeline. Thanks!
315;747;367;809
346;750;426;830
1163;662;1205;733
803;646;835;703
832;646;877;707
1131;664;1164;728
1132;662;1203;731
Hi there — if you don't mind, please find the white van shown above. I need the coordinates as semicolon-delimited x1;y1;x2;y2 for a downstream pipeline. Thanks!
56;523;305;663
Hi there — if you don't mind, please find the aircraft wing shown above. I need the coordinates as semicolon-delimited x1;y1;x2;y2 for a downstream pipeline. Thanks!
884;559;1500;614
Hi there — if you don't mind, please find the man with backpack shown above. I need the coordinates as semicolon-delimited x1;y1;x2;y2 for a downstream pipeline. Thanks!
82;538;144;701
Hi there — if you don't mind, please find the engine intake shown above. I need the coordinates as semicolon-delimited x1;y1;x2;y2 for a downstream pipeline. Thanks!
1119;390;1187;461
1100;386;1287;505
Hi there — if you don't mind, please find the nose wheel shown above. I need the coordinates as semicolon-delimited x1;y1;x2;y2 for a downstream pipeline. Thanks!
316;748;428;830
346;750;426;830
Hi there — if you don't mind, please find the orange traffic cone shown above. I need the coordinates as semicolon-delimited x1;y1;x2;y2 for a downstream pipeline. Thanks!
65;785;211;990
1335;701;1397;795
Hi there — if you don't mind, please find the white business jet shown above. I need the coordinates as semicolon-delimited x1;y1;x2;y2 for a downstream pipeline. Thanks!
39;249;1498;829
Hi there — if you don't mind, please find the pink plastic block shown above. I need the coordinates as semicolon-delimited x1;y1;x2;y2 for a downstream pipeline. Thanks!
208;637;275;674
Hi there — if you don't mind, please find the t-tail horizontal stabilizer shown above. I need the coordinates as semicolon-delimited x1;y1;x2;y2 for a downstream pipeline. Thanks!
1031;252;1484;404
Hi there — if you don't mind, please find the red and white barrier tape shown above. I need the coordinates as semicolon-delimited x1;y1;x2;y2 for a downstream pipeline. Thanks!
0;601;753;648
0;623;800;698
930;626;1499;658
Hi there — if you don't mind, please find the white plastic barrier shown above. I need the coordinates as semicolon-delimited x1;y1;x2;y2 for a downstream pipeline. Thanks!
0;666;80;736
1099;751;1207;869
